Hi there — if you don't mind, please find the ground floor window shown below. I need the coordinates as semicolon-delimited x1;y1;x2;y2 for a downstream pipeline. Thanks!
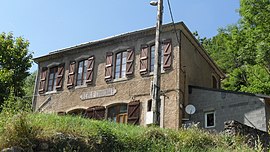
73;101;140;125
107;104;128;123
205;111;215;128
67;109;86;116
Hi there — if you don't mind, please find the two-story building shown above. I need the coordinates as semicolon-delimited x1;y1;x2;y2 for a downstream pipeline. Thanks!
33;22;270;132
33;22;224;129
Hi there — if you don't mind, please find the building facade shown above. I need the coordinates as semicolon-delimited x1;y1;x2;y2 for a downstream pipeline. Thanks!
32;22;224;129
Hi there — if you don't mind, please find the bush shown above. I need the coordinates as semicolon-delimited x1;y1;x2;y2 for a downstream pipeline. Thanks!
1;88;31;116
0;113;41;149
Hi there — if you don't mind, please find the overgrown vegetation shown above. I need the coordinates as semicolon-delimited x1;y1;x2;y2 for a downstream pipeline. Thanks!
0;32;33;109
0;112;257;152
195;0;270;94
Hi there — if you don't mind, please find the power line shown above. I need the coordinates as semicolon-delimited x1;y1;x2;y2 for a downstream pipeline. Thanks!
166;0;180;45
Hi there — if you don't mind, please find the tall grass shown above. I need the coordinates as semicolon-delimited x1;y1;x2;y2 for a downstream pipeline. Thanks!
0;112;255;152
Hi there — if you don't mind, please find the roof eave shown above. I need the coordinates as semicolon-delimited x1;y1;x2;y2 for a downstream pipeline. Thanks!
33;22;181;63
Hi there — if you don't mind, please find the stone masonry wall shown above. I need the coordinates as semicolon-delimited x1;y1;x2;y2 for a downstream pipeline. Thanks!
224;120;270;149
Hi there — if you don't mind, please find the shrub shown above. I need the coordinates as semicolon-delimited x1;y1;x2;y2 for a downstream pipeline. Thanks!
1;88;31;116
0;113;41;149
178;127;216;150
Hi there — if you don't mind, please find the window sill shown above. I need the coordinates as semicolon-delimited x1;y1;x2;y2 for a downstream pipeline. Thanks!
111;77;129;83
75;84;88;89
146;70;166;76
205;125;215;129
45;90;57;95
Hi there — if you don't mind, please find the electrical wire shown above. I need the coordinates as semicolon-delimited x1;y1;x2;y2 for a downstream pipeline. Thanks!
166;0;180;45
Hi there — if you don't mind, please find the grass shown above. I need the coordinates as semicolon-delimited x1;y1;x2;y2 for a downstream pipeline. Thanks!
0;112;257;152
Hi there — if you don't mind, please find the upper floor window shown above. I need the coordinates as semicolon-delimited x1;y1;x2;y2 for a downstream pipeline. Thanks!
115;51;127;79
47;67;58;91
105;48;134;82
140;39;172;75
76;59;88;86
150;44;164;72
38;64;65;94
212;75;218;89
67;56;95;88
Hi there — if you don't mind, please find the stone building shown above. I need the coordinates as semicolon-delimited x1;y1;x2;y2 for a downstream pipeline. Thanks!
33;22;270;131
32;21;240;130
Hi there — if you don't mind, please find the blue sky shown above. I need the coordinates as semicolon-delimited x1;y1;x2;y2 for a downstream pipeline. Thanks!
0;0;240;72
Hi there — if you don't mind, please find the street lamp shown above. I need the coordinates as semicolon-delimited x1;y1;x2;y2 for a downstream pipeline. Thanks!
150;0;163;125
150;1;158;6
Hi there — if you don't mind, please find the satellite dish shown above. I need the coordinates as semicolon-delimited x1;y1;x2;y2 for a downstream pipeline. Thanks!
185;104;196;115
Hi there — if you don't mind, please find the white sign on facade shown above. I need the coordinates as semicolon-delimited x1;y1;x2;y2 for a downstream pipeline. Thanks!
80;88;117;100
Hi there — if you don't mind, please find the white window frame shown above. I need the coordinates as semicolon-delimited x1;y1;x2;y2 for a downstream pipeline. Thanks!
204;111;215;128
149;44;164;74
114;51;127;79
47;66;58;92
76;59;88;86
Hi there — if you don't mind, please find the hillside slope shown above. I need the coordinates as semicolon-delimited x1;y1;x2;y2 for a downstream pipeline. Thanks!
0;113;256;152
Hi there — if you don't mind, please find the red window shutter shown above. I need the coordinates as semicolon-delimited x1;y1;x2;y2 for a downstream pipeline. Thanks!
86;56;95;84
126;48;134;76
86;106;105;120
86;107;95;119
94;106;106;120
127;100;140;125
140;45;148;74
56;64;65;90
163;39;172;70
38;67;47;94
67;61;76;88
105;52;113;81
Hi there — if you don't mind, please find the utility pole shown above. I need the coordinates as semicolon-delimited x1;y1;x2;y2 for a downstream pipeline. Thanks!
151;0;163;125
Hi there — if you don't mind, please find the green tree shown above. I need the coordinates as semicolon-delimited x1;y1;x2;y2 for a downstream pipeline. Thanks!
23;71;37;99
200;0;270;94
239;0;270;73
0;32;33;107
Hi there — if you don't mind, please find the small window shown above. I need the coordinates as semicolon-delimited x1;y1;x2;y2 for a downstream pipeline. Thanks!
147;100;152;112
114;51;127;79
76;59;88;86
150;45;155;72
212;75;218;89
47;66;58;91
205;111;215;128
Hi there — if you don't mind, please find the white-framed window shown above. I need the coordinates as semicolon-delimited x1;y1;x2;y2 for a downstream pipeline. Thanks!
38;64;65;94
76;59;88;86
114;51;127;79
47;66;58;92
204;111;215;128
149;44;164;72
